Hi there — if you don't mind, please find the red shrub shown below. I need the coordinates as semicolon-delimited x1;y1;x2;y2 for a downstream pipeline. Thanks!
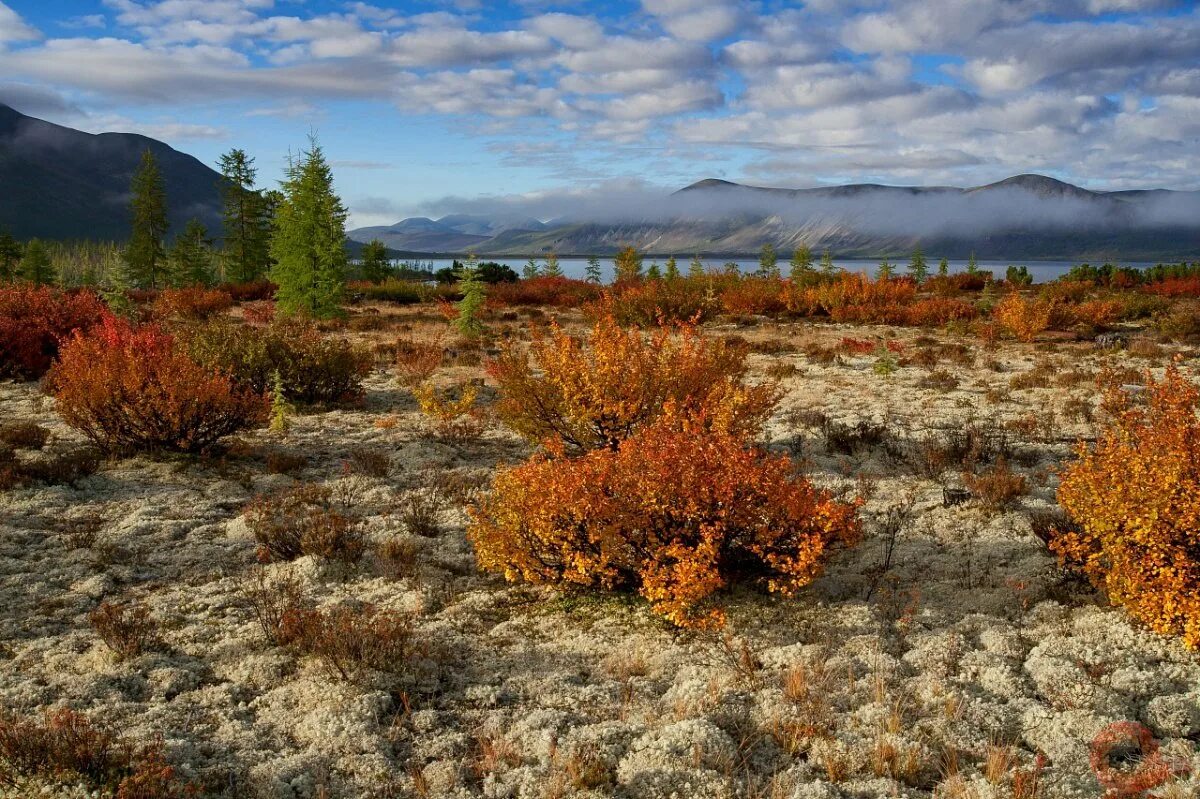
47;317;268;453
150;286;233;321
815;274;917;325
1144;277;1200;298
218;279;277;302
0;285;109;379
720;277;788;316
488;276;602;308
1068;299;1123;329
905;298;978;327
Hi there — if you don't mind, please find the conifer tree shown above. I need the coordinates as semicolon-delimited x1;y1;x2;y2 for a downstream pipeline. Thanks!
0;231;21;282
269;137;348;318
522;258;541;279
790;244;813;279
219;149;272;283
646;261;662;280
819;249;835;276
909;245;927;284
938;257;949;277
169;219;213;287
613;246;643;282
360;239;390;283
454;254;487;339
585;256;602;284
664;255;680;280
967;251;979;275
20;239;52;286
876;258;893;280
759;243;778;278
126;149;169;288
688;255;705;278
544;252;563;278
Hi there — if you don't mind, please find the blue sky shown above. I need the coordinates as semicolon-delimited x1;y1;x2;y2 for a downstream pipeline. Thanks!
1;0;1199;226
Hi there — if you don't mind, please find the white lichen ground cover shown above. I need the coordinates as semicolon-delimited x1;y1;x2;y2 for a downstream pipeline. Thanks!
1;313;1198;798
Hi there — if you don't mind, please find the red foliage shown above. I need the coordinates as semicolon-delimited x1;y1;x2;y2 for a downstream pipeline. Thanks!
218;279;277;302
0;285;110;379
1144;277;1200;298
487;276;602;308
47;317;268;453
720;277;788;316
150;286;233;320
814;274;917;325
904;297;978;327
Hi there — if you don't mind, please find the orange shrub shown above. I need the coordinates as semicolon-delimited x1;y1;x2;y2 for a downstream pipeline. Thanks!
48;317;268;453
1052;364;1200;647
218;279;276;302
601;280;716;325
1068;299;1123;329
1039;279;1093;303
905;297;978;327
469;415;861;627
814;274;916;325
488;276;601;308
0;285;109;379
720;277;788;316
487;314;778;453
991;292;1052;342
1144;277;1200;297
150;286;233;320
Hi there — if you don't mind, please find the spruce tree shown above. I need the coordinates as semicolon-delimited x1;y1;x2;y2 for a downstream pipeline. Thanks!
909;245;927;284
790;244;813;279
967;251;979;275
819;249;835;276
0;231;21;282
759;243;778;278
219;149;272;283
544;252;563;278
688;255;705;278
585;256;602;284
876;258;893;280
169;219;213;287
522;258;541;279
664;255;680;280
269;137;348;318
20;239;52;285
646;261;662;280
454;254;487;339
126;149;169;288
360;239;390;283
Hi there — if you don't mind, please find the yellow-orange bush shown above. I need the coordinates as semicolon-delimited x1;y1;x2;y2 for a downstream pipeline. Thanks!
487;314;777;453
469;412;861;627
992;292;1053;342
1053;363;1200;647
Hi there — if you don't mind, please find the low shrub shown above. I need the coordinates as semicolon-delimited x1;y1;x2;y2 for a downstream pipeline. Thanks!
349;278;444;305
488;314;778;454
992;292;1052;342
217;279;276;302
470;416;861;627
88;600;159;660
47;318;267;454
279;602;419;683
962;458;1028;510
0;708;193;797
244;483;365;565
1144;277;1200;298
905;298;978;327
413;381;483;441
815;274;917;325
488;276;602;308
600;281;717;326
180;318;374;405
0;285;109;379
1068;299;1123;329
393;336;444;386
1052;364;1200;647
150;286;233;321
720;277;787;316
0;421;49;450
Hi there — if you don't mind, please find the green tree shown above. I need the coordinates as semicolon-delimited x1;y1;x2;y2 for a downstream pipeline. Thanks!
0;231;21;282
585;256;602;284
909;245;927;284
664;255;680;281
219;149;272;284
454;254;487;339
646;261;662;280
126;148;169;289
759;243;779;278
789;244;813;279
938;257;949;277
688;255;705;278
169;219;213;286
613;246;643;282
269;137;348;318
20;239;52;285
819;249;835;276
876;258;893;280
544;252;563;278
967;251;979;275
522;258;541;279
360;239;390;283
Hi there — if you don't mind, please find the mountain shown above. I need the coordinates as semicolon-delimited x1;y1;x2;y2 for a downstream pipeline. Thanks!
350;174;1200;261
0;103;225;241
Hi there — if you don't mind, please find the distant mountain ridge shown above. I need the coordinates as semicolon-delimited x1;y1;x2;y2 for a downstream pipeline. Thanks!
351;174;1200;261
0;103;226;241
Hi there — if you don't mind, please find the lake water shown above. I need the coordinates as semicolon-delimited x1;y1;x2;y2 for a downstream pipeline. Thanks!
395;257;1172;285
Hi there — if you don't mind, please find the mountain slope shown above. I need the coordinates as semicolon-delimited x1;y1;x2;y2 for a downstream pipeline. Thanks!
350;175;1200;260
0;104;225;241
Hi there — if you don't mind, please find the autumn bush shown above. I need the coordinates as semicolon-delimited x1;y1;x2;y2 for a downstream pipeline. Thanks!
488;276;602;308
278;602;419;683
904;297;978;327
180;317;373;404
47;318;267;454
1052;363;1200;648
217;279;276;302
470;413;861;627
150;286;233;321
1143;277;1200;298
244;483;365;565
601;280;717;326
720;277;788;316
813;274;917;325
0;285;109;379
1068;298;1123;329
992;292;1053;342
488;314;777;453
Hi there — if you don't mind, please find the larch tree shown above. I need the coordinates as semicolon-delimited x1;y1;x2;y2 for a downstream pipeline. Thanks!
759;243;779;278
909;245;927;284
790;244;813;279
20;239;52;285
219;149;272;283
613;246;643;282
585;256;602;283
126;149;169;289
664;255;680;280
544;252;563;278
169;219;214;287
360;239;391;283
269;137;349;318
688;255;705;278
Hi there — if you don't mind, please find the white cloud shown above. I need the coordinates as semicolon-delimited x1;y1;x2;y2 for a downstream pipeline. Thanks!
0;2;40;44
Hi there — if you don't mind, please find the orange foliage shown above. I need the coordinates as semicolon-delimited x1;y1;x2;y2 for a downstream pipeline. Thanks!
150;286;233;320
48;317;267;453
1069;298;1123;329
487;276;602;308
813;274;917;325
600;281;716;325
904;297;978;327
469;413;861;627
487;314;777;453
1053;364;1200;648
0;285;109;379
992;292;1052;342
1144;277;1200;298
720;277;788;316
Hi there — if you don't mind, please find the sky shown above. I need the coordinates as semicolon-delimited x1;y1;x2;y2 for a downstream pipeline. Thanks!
1;0;1199;227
